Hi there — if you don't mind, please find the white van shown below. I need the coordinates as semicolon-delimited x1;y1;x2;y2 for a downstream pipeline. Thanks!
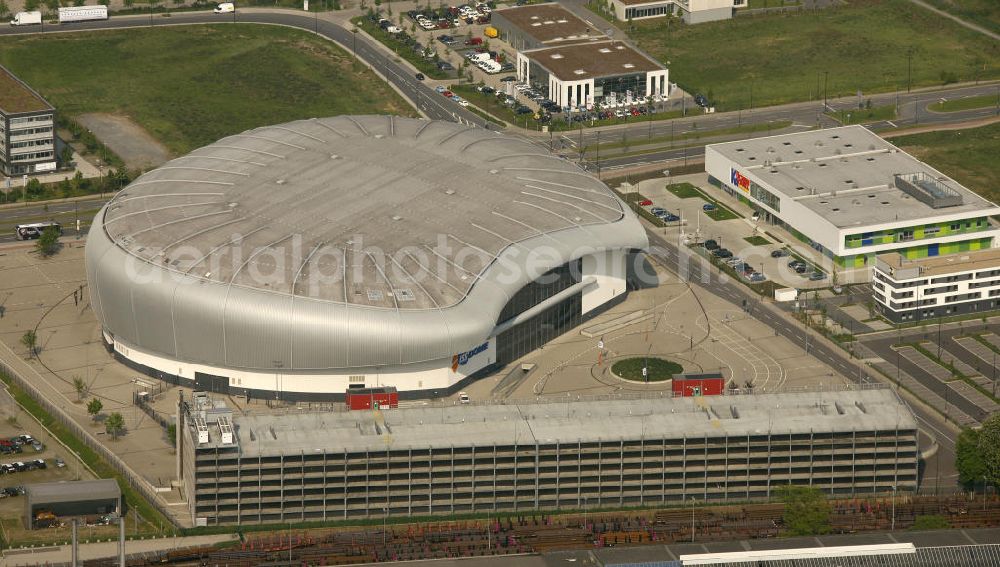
213;2;235;13
10;11;42;25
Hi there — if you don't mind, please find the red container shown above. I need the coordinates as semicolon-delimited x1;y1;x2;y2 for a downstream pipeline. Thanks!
346;387;399;410
672;373;724;397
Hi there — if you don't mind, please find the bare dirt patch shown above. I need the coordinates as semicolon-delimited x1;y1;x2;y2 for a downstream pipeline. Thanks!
76;114;171;171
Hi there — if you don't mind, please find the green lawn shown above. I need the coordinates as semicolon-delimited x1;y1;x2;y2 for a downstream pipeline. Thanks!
929;94;1000;113
891;122;1000;203
744;235;771;245
0;25;416;156
629;0;1000;111
611;357;683;382
666;182;702;198
705;204;740;221
827;104;897;125
921;0;1000;36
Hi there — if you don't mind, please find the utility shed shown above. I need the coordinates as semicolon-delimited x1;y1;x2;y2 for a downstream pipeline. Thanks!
24;479;122;529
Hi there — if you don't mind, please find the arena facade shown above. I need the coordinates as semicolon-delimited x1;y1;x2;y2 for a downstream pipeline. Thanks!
85;116;648;400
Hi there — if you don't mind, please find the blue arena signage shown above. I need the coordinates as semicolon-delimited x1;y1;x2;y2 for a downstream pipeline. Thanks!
452;342;489;371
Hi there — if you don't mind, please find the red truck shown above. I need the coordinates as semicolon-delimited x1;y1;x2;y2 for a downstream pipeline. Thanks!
465;36;483;45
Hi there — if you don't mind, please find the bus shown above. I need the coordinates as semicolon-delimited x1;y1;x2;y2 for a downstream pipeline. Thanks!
14;222;62;241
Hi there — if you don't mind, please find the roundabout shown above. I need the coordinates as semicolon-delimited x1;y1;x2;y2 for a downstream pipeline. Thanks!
610;357;684;382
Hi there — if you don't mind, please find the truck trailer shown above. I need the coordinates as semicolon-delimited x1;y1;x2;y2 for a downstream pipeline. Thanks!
58;5;108;23
9;11;42;25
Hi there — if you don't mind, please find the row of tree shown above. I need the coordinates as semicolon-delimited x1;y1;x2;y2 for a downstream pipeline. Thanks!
956;414;1000;489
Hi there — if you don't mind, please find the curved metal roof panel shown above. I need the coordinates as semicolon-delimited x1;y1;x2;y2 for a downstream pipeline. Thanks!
87;116;647;370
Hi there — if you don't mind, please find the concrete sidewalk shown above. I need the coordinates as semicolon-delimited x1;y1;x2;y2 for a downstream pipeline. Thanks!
1;533;239;567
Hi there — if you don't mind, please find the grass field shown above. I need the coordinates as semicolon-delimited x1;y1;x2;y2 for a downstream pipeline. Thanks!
630;0;1000;111
705;204;740;221
666;183;702;198
0;25;416;156
827;104;897;125
929;94;1000;113
891;122;1000;203
611;357;682;382
744;235;771;246
921;0;1000;36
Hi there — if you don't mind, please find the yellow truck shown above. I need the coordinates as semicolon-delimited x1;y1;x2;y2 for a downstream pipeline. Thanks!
484;26;498;38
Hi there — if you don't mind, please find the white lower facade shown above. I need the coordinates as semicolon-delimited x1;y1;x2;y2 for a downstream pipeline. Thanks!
872;254;1000;323
611;0;737;23
515;53;669;108
104;249;631;399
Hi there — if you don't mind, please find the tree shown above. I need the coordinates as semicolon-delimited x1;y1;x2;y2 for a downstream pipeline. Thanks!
59;145;74;168
955;427;986;489
35;225;61;257
20;331;37;359
978;414;1000;487
87;398;103;422
167;423;177;446
775;485;831;536
72;375;88;401
0;0;10;19
105;412;125;439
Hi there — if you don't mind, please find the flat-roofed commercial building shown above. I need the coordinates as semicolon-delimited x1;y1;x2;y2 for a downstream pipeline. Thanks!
181;388;918;526
493;4;668;108
0;64;57;176
873;248;1000;323
610;0;742;23
517;40;669;108
491;4;606;51
705;126;1000;269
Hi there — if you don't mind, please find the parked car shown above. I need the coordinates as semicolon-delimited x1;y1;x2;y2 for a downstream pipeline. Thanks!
464;37;483;45
54;458;66;468
702;203;717;211
809;272;828;281
703;239;719;251
638;199;652;206
458;392;471;404
713;248;733;259
694;93;709;107
770;249;789;258
415;73;425;80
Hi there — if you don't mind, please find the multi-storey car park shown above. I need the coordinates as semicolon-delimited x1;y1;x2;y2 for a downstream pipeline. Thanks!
179;388;918;526
704;126;1000;270
872;247;1000;323
85;116;647;401
0;63;57;176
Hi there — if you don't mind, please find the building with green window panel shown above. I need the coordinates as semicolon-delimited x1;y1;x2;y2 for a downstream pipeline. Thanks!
705;126;1000;271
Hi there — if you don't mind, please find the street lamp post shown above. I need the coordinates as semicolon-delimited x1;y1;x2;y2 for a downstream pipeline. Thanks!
690;497;696;542
890;486;897;531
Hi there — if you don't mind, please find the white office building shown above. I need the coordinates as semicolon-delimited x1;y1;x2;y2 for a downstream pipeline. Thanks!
705;126;1000;270
610;0;744;24
873;248;1000;323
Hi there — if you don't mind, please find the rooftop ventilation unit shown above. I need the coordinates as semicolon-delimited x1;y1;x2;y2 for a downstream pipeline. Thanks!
194;417;209;445
218;415;234;445
894;172;963;208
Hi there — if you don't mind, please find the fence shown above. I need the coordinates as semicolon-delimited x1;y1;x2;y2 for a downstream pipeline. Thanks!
0;353;178;530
